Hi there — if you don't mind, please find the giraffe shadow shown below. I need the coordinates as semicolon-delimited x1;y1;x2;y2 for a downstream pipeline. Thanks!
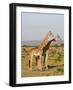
47;64;64;69
42;64;64;71
47;65;56;68
42;65;55;71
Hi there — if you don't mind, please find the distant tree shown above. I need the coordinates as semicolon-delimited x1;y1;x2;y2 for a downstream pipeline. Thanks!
57;34;61;39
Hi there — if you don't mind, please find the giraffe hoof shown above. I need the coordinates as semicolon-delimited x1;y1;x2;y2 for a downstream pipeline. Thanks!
29;68;32;71
42;66;48;71
45;67;48;71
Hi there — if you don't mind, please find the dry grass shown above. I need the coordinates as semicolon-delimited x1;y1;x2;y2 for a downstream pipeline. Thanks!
21;46;64;77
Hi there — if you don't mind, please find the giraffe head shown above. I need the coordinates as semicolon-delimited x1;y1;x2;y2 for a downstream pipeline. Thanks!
47;31;61;42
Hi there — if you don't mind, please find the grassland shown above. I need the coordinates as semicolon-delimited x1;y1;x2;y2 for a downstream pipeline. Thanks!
21;45;64;77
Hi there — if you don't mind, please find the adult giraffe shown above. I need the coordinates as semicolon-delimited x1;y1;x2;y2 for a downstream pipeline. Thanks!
42;39;57;70
25;31;60;71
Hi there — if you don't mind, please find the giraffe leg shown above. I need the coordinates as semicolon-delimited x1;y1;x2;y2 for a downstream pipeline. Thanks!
37;55;42;71
45;51;49;70
42;54;46;71
29;53;33;71
35;57;38;66
43;54;46;66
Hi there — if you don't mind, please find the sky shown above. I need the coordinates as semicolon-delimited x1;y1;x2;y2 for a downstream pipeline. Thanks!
21;12;64;41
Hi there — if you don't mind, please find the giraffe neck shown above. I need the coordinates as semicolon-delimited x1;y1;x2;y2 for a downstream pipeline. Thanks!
36;32;53;50
37;36;49;50
48;39;55;45
43;39;55;52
